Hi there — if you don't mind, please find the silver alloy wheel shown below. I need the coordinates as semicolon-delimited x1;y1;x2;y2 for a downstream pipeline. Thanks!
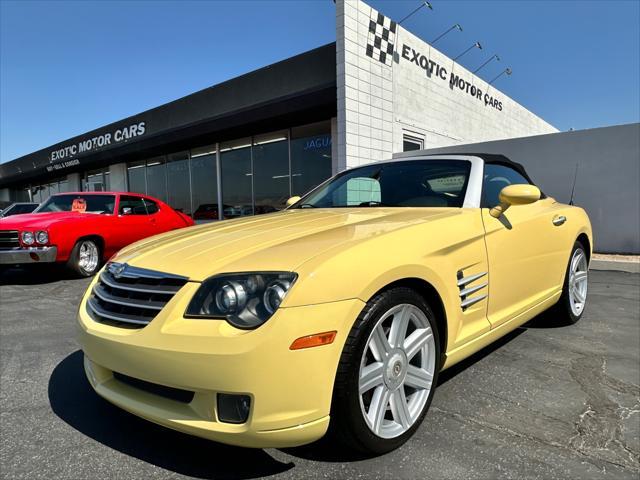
568;248;588;316
78;240;99;273
359;303;436;439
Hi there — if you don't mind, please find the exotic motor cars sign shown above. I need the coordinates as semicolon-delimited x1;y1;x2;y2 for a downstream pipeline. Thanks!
400;44;504;111
47;121;146;171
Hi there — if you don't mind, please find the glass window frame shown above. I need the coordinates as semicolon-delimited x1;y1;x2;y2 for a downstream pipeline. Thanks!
190;144;220;222
480;162;536;208
402;133;424;152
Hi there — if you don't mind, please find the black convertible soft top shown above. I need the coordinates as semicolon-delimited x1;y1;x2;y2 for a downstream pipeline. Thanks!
456;153;534;184
415;153;532;183
403;152;545;200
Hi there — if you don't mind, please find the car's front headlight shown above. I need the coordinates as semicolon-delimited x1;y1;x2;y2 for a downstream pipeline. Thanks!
185;272;297;329
36;230;49;244
21;231;35;245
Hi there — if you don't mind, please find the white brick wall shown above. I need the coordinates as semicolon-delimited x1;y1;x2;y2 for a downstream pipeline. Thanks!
336;0;558;170
336;0;395;170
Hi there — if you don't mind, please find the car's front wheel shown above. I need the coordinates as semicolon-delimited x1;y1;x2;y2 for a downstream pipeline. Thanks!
551;241;589;324
331;287;440;455
66;238;102;277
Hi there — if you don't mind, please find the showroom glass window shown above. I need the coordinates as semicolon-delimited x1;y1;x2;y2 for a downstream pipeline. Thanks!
32;186;43;203
220;138;252;219
482;163;533;208
127;160;146;194
83;169;110;191
166;151;191;215
290;121;332;197
252;131;289;214
190;145;218;223
146;156;167;202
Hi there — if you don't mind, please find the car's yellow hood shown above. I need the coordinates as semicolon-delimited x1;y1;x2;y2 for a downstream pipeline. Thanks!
114;208;460;281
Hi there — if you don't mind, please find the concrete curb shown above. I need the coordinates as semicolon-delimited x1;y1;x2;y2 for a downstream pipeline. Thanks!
590;259;640;274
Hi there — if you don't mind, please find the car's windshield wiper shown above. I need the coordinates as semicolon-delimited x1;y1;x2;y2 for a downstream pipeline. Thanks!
358;201;389;207
297;203;317;209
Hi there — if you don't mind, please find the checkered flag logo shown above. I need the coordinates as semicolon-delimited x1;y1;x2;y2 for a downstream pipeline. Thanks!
366;12;396;66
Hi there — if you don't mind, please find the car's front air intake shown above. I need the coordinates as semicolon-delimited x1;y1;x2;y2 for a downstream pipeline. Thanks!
87;262;188;328
0;230;20;249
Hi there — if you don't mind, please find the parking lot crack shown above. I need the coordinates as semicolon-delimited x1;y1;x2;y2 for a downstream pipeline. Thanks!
568;354;640;471
431;405;636;473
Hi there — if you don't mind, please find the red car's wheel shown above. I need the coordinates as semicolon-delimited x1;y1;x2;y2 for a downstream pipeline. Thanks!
66;239;102;277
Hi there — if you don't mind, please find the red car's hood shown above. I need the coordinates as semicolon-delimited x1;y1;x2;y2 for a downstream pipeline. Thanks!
0;212;102;229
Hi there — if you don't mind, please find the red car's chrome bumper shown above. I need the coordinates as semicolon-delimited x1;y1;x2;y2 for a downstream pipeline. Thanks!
0;246;57;264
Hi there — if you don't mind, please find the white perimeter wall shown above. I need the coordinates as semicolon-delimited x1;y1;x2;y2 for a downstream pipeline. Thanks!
335;0;558;170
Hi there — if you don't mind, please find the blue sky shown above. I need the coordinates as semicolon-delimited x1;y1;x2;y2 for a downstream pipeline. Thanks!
1;0;638;163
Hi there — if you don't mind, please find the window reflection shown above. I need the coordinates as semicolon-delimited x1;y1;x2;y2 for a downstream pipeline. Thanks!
220;138;252;219
146;156;167;202
29;177;70;203
46;121;335;220
127;160;146;194
83;169;110;192
291;121;332;197
253;131;289;214
167;151;190;215
190;145;219;223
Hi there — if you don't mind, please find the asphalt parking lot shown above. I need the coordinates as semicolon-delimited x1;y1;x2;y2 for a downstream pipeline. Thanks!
0;267;638;479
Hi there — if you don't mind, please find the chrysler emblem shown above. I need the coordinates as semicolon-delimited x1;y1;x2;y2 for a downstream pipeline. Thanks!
110;263;127;278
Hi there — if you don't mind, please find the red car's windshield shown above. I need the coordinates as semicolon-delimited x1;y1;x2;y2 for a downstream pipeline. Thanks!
35;194;116;215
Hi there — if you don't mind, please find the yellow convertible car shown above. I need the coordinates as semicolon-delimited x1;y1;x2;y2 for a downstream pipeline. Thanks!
77;154;592;454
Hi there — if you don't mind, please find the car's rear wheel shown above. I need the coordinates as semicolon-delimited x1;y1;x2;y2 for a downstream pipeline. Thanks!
331;287;440;455
67;239;101;277
551;241;589;324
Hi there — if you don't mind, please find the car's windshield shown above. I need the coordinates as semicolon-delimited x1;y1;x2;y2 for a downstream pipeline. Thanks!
35;194;116;214
295;160;471;209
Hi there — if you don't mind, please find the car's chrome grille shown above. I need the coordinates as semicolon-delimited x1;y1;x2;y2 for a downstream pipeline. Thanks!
0;230;20;249
87;263;188;328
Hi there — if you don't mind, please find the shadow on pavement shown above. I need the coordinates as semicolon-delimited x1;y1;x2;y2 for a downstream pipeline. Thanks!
49;310;564;470
0;264;81;285
48;351;294;480
437;309;574;386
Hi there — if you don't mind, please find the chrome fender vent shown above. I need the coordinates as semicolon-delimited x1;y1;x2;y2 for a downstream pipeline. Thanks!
457;270;488;311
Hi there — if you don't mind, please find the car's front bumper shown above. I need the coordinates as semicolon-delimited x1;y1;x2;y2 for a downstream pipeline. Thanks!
0;246;57;264
76;277;364;448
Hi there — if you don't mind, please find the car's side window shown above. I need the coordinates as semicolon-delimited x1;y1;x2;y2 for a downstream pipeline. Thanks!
143;199;159;214
119;196;148;215
482;164;532;208
342;177;382;206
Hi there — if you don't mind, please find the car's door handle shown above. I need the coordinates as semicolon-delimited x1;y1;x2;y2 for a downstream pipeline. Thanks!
552;215;567;226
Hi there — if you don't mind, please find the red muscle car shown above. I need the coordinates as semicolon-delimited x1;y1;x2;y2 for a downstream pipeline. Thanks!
0;192;194;276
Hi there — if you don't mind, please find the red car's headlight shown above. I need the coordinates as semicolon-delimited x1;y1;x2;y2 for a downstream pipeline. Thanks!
35;230;49;245
21;231;35;246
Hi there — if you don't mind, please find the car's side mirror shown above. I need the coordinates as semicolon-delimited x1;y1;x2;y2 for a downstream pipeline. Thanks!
490;184;541;218
121;207;133;215
286;196;301;207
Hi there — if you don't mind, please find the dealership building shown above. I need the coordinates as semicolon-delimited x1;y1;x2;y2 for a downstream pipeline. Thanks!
0;0;557;220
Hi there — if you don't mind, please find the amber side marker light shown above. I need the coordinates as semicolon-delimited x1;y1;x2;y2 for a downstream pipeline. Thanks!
290;331;337;350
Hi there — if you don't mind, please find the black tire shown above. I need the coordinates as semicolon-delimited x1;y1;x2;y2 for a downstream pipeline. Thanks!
330;286;441;455
66;238;102;277
550;241;589;324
